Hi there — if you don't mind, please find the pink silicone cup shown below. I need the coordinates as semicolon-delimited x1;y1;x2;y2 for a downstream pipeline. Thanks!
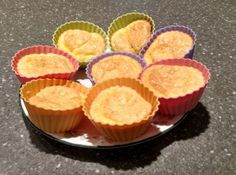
138;59;210;116
11;45;79;84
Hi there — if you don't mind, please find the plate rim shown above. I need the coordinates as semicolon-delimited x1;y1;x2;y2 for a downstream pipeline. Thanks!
19;94;188;149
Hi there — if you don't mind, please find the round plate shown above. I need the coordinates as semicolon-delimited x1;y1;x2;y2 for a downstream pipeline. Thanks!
19;77;188;149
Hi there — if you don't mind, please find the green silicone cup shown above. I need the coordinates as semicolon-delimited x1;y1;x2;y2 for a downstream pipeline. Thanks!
53;21;107;67
108;12;155;52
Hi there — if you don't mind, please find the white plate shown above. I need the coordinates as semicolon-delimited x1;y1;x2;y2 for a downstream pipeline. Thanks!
20;76;187;149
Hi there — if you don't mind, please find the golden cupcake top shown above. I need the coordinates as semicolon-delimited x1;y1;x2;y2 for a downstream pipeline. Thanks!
29;85;85;110
89;86;152;125
144;31;193;64
111;20;152;54
58;29;106;63
91;55;143;83
140;65;204;98
17;53;74;78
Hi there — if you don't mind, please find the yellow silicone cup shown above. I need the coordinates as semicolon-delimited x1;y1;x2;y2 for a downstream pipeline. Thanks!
53;21;107;67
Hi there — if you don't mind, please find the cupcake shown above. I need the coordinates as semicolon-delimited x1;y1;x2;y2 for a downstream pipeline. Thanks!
86;52;146;84
11;45;79;84
20;78;89;133
83;78;159;142
108;12;154;54
53;21;107;66
140;25;196;64
139;59;210;116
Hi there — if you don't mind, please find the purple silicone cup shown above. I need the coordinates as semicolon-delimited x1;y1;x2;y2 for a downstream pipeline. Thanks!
86;52;147;84
139;25;196;61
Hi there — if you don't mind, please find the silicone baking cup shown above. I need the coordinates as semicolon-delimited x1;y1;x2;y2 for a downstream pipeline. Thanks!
20;78;89;133
83;78;160;142
53;21;107;67
139;25;196;62
11;45;79;84
108;12;155;52
139;59;210;116
86;52;146;84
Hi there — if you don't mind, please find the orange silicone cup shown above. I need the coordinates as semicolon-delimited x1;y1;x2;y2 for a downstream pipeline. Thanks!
20;78;89;133
83;77;160;142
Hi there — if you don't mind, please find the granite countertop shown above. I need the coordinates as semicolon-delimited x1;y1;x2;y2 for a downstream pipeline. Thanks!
0;0;235;174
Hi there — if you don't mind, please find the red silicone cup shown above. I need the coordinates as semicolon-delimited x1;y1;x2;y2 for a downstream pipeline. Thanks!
138;59;210;116
11;45;79;84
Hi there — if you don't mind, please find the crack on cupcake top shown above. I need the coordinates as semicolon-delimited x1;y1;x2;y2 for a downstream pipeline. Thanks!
111;20;152;54
58;29;105;63
144;31;193;64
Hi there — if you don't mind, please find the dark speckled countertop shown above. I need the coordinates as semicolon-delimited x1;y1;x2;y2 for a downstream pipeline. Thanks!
0;0;235;174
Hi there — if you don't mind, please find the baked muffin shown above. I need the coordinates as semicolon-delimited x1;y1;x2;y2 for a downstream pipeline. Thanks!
17;53;74;78
111;20;152;54
53;21;107;66
140;64;204;98
86;52;146;84
29;86;85;110
140;25;196;64
90;86;152;126
139;59;210;116
11;46;79;84
20;79;89;133
83;78;159;141
57;29;106;63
